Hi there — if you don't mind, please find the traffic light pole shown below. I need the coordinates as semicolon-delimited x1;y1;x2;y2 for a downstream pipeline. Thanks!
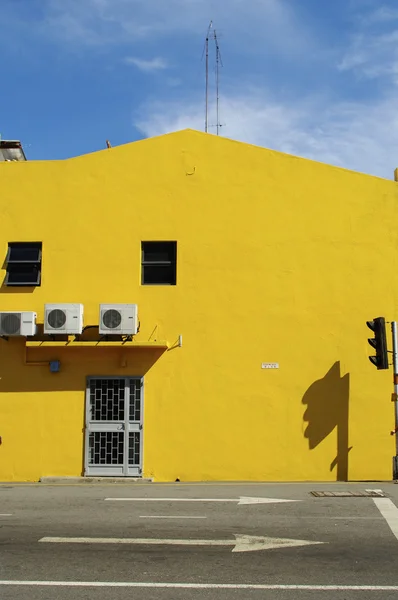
391;322;398;479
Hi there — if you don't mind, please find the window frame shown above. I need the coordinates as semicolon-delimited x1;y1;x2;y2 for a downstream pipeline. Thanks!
141;241;177;286
4;242;42;287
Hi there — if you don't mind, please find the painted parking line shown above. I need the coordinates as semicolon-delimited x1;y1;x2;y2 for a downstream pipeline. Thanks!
373;497;398;540
1;581;398;591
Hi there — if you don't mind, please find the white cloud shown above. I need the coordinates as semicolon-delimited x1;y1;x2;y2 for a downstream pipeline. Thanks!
339;4;398;82
34;0;310;57
360;6;398;24
124;56;168;72
134;89;398;179
338;32;398;80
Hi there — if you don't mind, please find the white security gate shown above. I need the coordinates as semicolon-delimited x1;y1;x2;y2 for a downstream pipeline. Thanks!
85;377;143;476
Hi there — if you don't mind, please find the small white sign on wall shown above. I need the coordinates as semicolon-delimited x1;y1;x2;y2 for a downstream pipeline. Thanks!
261;363;279;369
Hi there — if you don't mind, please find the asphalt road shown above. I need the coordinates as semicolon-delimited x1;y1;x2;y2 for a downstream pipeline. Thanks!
1;482;398;599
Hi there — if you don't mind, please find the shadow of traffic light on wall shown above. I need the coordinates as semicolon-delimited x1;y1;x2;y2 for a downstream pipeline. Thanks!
302;362;351;481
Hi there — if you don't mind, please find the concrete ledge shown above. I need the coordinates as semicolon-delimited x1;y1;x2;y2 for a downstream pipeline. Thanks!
39;477;153;484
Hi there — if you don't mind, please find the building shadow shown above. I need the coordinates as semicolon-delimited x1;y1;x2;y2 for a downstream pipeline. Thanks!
0;339;166;392
302;362;351;481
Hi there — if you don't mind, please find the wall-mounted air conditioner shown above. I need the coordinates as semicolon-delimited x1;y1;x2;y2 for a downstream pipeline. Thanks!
44;303;84;335
0;311;37;337
99;304;138;335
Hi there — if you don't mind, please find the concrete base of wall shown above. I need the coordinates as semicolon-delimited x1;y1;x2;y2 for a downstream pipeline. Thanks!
39;477;153;484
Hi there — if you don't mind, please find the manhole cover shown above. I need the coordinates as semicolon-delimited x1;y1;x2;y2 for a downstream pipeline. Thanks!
311;489;386;498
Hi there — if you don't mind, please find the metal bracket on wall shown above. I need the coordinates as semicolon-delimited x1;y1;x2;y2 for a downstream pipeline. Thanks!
167;335;183;351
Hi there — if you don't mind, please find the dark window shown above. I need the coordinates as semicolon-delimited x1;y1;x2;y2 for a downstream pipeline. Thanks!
141;242;176;285
5;242;42;287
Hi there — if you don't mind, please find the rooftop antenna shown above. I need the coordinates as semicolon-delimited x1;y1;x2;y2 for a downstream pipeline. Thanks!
205;21;212;133
203;21;224;135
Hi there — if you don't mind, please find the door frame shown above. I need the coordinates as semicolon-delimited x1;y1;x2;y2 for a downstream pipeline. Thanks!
84;375;144;477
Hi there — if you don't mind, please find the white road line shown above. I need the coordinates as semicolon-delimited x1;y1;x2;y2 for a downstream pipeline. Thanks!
0;514;12;516
1;581;398;590
373;497;398;540
139;516;207;519
324;516;383;520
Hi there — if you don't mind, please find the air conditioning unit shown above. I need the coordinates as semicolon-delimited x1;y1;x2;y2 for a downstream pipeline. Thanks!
0;311;37;337
44;304;84;335
99;304;138;335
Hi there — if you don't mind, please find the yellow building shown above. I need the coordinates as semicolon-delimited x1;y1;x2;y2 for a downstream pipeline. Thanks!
0;129;396;482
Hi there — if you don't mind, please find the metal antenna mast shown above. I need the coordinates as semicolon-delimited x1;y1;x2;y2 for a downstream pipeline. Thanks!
203;21;224;135
205;21;212;133
214;29;223;136
204;21;224;134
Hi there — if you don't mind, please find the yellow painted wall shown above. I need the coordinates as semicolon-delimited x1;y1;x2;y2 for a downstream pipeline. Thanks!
0;129;396;481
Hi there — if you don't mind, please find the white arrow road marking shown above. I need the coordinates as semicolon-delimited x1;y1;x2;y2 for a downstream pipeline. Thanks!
104;496;300;505
373;497;398;540
39;535;324;553
233;535;325;553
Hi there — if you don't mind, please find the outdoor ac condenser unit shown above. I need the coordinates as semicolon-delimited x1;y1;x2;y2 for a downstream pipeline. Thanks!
99;304;138;335
44;303;84;335
0;311;37;336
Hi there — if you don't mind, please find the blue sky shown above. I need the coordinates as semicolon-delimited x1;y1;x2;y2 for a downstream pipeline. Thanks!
2;0;398;178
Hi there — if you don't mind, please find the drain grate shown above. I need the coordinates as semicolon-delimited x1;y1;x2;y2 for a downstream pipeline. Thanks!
311;489;386;498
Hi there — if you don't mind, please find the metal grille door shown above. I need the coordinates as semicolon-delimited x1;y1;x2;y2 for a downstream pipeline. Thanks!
85;377;143;476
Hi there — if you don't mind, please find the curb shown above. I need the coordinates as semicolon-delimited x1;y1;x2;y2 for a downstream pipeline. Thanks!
39;477;153;484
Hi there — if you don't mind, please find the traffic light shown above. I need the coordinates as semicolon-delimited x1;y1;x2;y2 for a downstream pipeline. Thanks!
367;317;389;370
